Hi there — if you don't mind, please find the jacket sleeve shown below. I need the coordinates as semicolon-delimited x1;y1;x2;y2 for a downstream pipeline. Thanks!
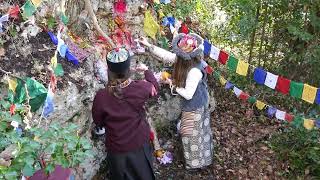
149;45;176;64
144;70;160;95
92;92;105;127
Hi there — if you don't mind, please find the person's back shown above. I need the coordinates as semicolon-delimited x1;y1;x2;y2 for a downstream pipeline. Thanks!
93;71;158;153
92;48;157;180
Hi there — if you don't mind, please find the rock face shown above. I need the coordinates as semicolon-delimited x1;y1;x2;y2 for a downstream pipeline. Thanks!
0;0;216;179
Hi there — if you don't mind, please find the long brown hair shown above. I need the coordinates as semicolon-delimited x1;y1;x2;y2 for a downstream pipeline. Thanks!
107;69;131;99
172;56;201;88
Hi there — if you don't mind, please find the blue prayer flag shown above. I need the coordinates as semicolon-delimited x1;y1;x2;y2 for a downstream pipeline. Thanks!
316;88;320;105
253;68;267;85
267;106;277;118
203;40;211;56
48;32;58;45
225;81;234;90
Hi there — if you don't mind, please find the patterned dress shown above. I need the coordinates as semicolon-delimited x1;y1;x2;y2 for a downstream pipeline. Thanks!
180;107;213;169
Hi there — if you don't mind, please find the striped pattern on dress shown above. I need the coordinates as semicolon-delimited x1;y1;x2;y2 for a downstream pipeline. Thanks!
180;111;196;136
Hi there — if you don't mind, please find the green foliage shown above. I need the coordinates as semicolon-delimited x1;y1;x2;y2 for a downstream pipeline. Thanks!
270;128;320;178
0;96;92;179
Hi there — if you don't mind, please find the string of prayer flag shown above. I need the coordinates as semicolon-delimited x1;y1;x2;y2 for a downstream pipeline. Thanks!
201;39;320;105
215;71;319;130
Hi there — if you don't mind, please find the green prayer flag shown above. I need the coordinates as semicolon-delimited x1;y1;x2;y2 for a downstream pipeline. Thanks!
291;116;303;128
13;78;47;112
290;81;304;98
214;71;221;79
22;0;36;19
227;56;238;72
60;13;69;25
248;96;257;104
54;63;64;77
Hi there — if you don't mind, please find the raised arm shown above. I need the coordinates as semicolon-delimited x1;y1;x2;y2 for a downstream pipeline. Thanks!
139;37;176;64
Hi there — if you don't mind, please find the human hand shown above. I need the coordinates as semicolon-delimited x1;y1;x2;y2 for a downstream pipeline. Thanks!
138;37;152;47
135;63;149;72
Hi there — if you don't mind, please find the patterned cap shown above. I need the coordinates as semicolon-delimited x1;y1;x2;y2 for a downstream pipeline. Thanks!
107;47;129;63
172;33;204;60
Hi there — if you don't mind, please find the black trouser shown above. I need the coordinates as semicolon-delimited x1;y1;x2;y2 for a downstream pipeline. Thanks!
107;142;155;180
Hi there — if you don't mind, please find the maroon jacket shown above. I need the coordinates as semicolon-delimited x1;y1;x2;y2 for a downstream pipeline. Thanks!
92;70;159;153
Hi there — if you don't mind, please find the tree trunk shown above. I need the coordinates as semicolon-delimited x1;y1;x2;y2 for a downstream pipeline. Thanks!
248;1;261;68
258;2;268;67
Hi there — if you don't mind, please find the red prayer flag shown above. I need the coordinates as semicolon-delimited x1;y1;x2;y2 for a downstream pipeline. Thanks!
180;23;189;34
218;50;229;65
239;92;250;101
276;76;290;95
8;5;20;19
205;65;214;74
10;104;16;115
285;113;294;122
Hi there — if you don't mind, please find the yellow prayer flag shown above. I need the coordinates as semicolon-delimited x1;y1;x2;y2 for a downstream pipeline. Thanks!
303;119;315;130
302;84;317;104
158;10;165;20
144;10;160;40
51;52;58;68
236;60;249;76
219;76;227;86
255;100;266;110
8;78;18;93
31;0;42;7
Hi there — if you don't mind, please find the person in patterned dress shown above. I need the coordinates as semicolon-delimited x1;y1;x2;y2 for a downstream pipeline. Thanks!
139;33;214;170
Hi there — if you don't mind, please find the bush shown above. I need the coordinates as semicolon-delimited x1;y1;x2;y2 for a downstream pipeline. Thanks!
270;127;320;178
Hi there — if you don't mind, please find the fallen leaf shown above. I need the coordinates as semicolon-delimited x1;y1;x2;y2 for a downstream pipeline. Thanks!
0;48;5;56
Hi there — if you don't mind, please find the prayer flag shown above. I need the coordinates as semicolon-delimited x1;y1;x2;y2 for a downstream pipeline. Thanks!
8;5;20;19
225;81;234;90
290;81;304;98
292;116;303;128
239;92;249;101
203;40;211;56
253;68;267;85
227;56;238;72
303;119;314;130
43;88;54;118
275;110;285;120
144;10;159;40
315;119;320;128
248;96;257;104
51;52;58;68
22;0;36;18
316;89;320;105
264;72;278;89
218;50;229;65
285;113;294;123
48;32;58;45
275;76;290;95
233;87;242;97
219;76;227;86
236;60;249;76
267;106;277;118
66;51;79;65
209;46;220;60
31;0;42;7
8;78;18;93
255;100;266;110
302;84;317;104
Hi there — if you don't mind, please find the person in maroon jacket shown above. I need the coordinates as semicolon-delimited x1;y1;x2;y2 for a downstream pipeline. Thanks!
92;47;158;180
